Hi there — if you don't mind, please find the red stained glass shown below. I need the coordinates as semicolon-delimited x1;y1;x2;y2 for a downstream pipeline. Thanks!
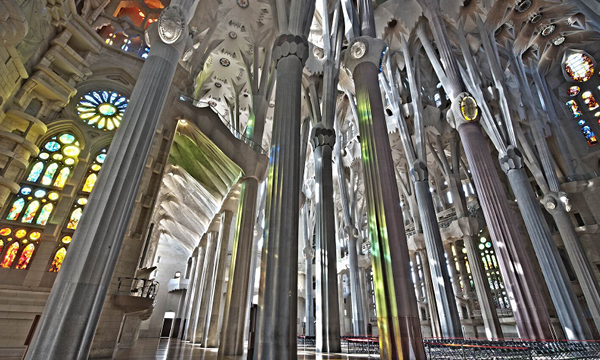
15;243;35;270
1;242;19;268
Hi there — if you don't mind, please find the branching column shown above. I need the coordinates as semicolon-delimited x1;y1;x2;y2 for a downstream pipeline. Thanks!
344;34;425;358
24;12;190;357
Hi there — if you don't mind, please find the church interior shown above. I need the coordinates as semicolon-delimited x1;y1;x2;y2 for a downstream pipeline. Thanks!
0;0;599;359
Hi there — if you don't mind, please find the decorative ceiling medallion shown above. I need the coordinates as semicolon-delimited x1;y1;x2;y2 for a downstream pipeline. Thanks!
460;95;479;121
529;13;542;24
215;82;222;88
219;58;231;67
237;0;249;8
229;31;238;39
158;6;185;44
209;101;217;107
350;41;366;60
515;0;532;13
552;36;566;46
540;24;555;37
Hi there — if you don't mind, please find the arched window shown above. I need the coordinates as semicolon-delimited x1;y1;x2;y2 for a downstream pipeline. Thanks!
478;236;509;309
77;91;128;131
50;148;108;272
0;133;82;270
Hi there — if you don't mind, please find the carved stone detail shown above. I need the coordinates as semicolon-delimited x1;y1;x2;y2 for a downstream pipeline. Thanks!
410;160;429;182
158;6;185;45
310;123;335;149
272;34;309;66
343;36;387;73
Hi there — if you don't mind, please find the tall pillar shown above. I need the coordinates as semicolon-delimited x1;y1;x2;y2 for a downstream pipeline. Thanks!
344;31;425;359
302;205;315;337
418;248;442;338
220;178;259;355
182;247;200;340
193;231;220;343
186;236;207;341
443;242;462;300
254;30;310;359
500;146;591;340
205;210;234;348
412;161;463;337
23;10;190;357
311;124;341;352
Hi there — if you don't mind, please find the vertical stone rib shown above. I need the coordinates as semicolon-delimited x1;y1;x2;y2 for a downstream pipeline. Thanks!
194;231;220;343
187;240;207;341
458;122;553;340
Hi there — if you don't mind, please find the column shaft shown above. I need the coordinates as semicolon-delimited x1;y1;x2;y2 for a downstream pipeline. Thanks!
419;248;442;338
220;178;259;355
458;122;553;339
206;211;234;347
302;205;315;337
24;31;185;359
194;231;220;343
183;249;200;340
186;242;207;341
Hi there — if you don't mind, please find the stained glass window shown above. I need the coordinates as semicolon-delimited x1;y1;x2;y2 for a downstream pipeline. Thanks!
582;91;599;111
566;100;583;117
67;208;82;230
1;242;19;268
564;53;595;82
479;236;508;309
15;244;35;270
49;247;66;272
27;162;44;182
36;204;53;226
77;90;129;130
7;199;25;221
82;174;97;193
568;86;580;97
21;201;40;223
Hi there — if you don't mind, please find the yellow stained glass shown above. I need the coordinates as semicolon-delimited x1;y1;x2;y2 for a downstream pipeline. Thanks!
63;146;80;157
1;242;19;268
15;229;26;238
21;201;40;223
67;208;82;230
61;235;72;244
82;173;97;193
36;203;53;226
15;243;35;270
49;247;66;272
53;167;70;188
0;228;10;236
29;231;41;241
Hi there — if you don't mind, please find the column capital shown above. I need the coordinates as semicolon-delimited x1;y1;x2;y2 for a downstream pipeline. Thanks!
303;246;315;260
342;36;387;74
448;92;481;129
272;34;309;66
410;160;429;182
499;145;524;173
543;191;572;213
310;123;335;149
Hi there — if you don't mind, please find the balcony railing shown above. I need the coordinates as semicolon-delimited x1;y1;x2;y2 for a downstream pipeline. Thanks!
116;277;159;299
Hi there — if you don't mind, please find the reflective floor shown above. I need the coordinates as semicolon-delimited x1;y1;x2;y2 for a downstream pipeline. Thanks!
113;338;380;359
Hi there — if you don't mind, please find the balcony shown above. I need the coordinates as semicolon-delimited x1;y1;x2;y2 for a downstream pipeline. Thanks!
112;277;159;318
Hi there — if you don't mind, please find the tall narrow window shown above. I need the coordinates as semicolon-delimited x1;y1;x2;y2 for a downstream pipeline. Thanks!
478;236;508;309
582;91;599;111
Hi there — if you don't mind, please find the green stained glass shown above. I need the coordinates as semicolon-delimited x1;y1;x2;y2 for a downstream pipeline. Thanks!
7;198;25;220
27;162;44;182
53;167;70;188
36;203;53;225
41;163;59;186
45;141;61;152
21;200;40;223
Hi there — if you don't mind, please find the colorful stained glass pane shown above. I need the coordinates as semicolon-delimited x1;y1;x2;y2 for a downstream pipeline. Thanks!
61;235;72;244
38;153;49;160
52;154;63;161
582;91;599;110
0;240;3;255
34;189;46;198
20;187;31;195
566;100;583;117
82;173;97;193
568;86;580;96
91;164;101;171
0;228;10;236
15;229;26;238
27;162;45;182
59;134;75;144
45;141;61;152
21;201;40;223
67;208;82;230
64;158;75;166
36;203;53;226
49;247;66;272
78;91;128;131
63;146;80;157
7;199;25;220
1;242;19;268
96;154;106;163
564;53;595;82
77;197;88;205
53;167;70;188
48;192;59;201
15;244;35;270
41;163;59;186
29;231;41;241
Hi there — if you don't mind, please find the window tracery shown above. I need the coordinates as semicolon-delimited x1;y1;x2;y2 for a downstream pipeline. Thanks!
77;91;128;131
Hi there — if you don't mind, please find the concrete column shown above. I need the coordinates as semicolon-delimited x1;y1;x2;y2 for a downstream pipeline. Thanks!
344;33;425;358
23;15;189;358
458;121;553;339
254;32;310;360
193;231;220;343
454;241;472;295
311;124;341;352
418;248;442;338
443;242;462;300
186;238;207;341
500;146;591;340
220;178;259;355
413;162;463;337
182;249;199;339
302;205;315;337
205;211;234;348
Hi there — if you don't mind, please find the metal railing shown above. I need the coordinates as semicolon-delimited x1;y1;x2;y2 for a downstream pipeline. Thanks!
116;277;159;299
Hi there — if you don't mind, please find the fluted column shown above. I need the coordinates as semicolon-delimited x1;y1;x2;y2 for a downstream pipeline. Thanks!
344;34;425;359
205;211;234;347
457;120;553;339
418;248;442;338
412;161;463;337
24;13;189;357
182;247;200;339
302;205;315;337
193;231;220;343
311;124;341;352
186;236;207;341
500;146;591;340
443;242;462;300
220;178;259;355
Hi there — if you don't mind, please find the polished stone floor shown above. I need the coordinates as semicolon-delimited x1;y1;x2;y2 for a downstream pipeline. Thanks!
113;338;379;359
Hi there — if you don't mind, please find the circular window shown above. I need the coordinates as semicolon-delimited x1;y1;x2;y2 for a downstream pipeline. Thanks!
77;90;129;131
219;58;231;67
564;53;594;82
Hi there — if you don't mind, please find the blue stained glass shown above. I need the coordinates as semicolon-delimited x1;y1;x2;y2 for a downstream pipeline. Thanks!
27;162;44;182
92;91;103;103
96;154;106;163
20;187;31;195
578;119;586;126
109;92;118;103
84;94;98;104
102;90;109;102
45;141;61;152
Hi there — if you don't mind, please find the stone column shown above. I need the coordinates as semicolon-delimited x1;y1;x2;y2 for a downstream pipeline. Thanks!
457;120;553;339
344;33;425;358
413;161;463;337
443;242;462;299
205;211;234;348
220;177;259;355
186;237;207;341
254;32;310;359
311;124;341;352
418;248;442;338
24;11;190;357
182;248;199;339
302;205;315;337
193;231;220;343
500;146;591;340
